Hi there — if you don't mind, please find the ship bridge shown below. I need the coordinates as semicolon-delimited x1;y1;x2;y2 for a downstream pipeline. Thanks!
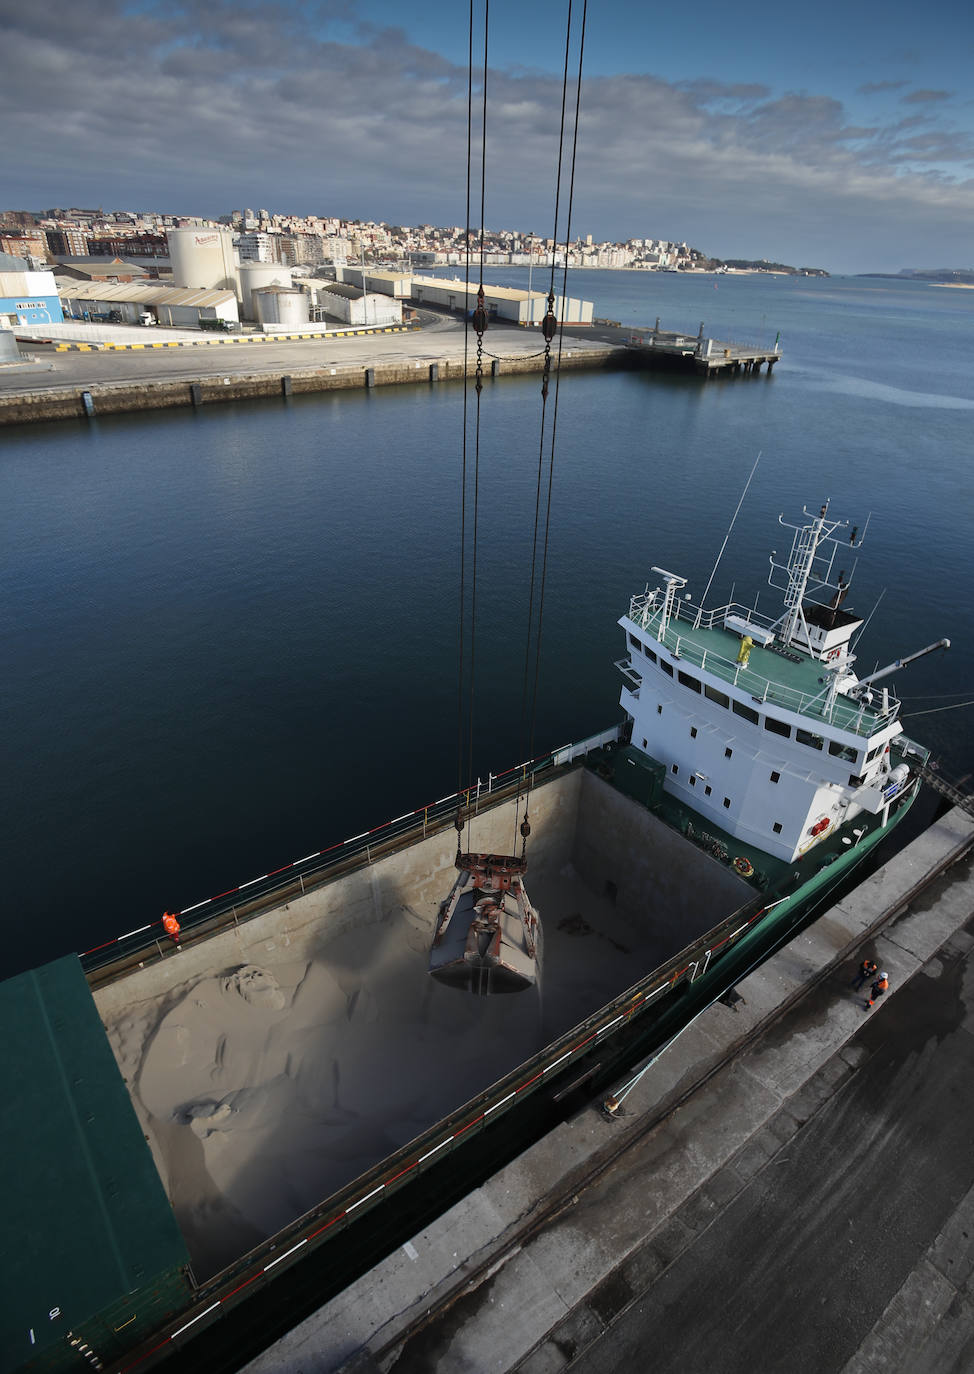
622;590;897;741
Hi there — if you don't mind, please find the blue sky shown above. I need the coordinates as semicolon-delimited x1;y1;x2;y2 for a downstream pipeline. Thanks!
2;0;973;273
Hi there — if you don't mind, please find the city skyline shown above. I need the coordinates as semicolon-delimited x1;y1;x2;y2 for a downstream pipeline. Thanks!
2;0;973;275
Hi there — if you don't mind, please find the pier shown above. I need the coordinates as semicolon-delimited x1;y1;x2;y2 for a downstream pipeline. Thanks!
0;312;782;428
625;317;781;376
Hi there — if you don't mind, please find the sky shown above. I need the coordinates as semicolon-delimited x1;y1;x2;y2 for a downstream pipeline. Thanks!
2;0;973;273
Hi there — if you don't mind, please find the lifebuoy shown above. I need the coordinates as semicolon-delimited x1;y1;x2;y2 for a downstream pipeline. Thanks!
733;856;755;878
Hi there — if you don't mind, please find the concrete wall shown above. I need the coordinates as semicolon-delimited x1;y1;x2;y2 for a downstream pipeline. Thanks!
0;345;625;427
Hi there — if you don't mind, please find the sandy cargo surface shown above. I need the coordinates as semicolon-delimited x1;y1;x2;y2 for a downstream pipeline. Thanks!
96;774;743;1277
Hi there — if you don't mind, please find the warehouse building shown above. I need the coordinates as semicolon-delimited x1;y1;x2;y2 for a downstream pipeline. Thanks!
408;274;593;325
304;279;403;327
0;253;64;327
340;268;412;299
58;280;239;329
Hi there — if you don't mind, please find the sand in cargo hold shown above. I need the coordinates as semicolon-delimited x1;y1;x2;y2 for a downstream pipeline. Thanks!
107;868;665;1278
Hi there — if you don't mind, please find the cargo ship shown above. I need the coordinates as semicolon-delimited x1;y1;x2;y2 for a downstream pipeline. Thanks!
2;500;942;1374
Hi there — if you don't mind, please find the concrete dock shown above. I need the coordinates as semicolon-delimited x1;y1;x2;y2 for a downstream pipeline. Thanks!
239;805;974;1374
1;312;779;427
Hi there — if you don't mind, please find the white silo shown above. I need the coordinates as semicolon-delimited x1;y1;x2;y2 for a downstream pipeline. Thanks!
253;286;310;330
167;227;238;292
239;263;294;320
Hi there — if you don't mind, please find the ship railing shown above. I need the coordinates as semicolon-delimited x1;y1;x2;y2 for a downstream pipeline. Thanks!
626;598;898;737
552;724;623;766
80;725;625;978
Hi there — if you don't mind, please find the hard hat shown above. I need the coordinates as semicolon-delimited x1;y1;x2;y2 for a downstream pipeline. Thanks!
879;971;888;979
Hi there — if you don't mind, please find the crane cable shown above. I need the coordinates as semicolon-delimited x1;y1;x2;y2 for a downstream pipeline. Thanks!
513;0;588;858
455;0;490;856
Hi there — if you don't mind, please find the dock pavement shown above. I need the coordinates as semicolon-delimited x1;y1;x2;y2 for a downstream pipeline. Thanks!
243;805;974;1374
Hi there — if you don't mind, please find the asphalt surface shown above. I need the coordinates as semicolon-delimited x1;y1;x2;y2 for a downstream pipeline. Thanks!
552;916;974;1374
2;315;605;397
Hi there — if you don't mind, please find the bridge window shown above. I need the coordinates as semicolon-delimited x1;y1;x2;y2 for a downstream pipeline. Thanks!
866;743;886;763
764;717;791;738
732;700;759;724
646;647;657;663
829;740;858;763
629;633;639;649
661;660;674;677
797;728;824;750
705;685;729;708
678;670;701;693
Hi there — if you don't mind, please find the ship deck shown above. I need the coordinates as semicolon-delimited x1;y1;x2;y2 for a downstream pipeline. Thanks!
93;766;748;1280
625;599;891;739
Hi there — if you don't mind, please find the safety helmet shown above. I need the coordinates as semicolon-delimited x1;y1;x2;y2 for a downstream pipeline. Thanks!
879;972;888;979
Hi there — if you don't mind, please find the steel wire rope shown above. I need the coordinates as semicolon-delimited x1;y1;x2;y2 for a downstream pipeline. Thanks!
513;0;588;856
455;0;490;855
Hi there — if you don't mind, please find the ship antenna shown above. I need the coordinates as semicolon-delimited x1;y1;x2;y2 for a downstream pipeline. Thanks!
695;452;760;626
850;586;887;653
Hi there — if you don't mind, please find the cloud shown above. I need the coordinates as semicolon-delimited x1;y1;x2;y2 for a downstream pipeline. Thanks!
859;80;908;95
2;0;973;272
901;89;953;104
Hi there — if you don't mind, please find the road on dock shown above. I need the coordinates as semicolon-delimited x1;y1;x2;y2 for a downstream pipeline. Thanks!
1;316;610;397
559;917;974;1374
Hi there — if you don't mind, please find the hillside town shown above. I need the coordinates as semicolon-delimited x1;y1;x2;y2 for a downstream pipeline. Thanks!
0;205;824;276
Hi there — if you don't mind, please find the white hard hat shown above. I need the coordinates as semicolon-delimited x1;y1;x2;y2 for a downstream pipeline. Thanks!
879;971;888;979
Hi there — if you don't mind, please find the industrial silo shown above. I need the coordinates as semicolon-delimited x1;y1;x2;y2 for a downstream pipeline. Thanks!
239;263;294;321
166;228;238;292
253;286;309;330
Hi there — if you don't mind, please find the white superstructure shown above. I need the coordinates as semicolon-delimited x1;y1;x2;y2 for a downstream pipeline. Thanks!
617;504;943;865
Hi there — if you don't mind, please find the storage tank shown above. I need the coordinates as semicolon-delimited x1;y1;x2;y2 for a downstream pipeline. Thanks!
253;286;309;330
166;227;237;292
239;263;293;320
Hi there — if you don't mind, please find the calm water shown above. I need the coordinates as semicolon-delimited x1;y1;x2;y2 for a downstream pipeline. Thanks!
2;273;973;976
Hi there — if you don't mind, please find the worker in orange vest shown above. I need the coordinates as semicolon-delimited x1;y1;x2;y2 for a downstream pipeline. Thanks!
852;958;878;992
162;911;181;945
865;971;889;1009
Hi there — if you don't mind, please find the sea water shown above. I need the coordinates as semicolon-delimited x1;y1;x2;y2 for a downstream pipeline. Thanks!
1;272;972;974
